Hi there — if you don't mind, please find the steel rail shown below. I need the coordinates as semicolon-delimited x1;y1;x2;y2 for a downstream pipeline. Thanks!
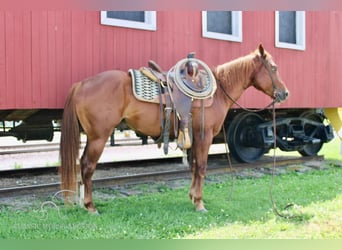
0;155;324;198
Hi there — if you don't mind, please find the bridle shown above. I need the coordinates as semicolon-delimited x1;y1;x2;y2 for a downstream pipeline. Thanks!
259;55;281;103
219;55;299;219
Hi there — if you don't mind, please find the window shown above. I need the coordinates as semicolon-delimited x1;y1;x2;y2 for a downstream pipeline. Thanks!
202;11;242;42
100;11;157;31
275;11;305;50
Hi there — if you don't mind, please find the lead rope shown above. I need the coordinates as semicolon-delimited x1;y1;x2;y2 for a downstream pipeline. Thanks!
223;103;302;219
222;123;235;202
269;103;302;219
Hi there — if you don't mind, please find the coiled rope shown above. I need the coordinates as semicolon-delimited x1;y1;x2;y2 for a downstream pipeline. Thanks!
167;58;217;99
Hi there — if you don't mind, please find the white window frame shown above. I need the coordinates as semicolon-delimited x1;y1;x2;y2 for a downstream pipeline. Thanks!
100;11;157;31
202;11;242;42
275;11;306;51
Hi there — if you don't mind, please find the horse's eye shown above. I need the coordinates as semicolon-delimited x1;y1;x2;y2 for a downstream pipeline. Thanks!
271;65;277;72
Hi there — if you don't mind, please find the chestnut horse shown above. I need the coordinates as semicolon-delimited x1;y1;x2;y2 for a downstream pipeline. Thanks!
60;44;289;213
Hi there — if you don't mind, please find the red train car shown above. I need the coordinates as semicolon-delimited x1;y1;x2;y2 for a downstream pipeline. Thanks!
0;11;341;162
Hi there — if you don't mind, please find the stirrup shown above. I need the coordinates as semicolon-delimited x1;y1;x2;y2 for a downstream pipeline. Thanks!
177;128;192;149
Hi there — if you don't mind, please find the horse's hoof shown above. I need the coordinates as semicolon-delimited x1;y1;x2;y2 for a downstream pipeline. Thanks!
85;206;100;215
89;210;100;216
196;208;208;213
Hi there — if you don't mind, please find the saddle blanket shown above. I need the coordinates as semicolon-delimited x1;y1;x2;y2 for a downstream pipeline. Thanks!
129;69;160;103
129;68;214;107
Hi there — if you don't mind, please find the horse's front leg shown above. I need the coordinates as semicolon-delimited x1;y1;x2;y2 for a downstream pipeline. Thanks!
189;136;212;212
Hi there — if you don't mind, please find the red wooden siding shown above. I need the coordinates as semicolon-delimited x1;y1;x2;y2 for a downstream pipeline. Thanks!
0;11;341;110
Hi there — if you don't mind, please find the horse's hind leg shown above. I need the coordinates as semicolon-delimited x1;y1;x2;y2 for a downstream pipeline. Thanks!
80;137;108;213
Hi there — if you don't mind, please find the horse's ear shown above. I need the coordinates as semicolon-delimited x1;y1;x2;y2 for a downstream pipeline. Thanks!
258;44;266;58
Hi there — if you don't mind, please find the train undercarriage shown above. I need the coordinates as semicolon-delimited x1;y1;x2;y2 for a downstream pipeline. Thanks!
0;108;337;163
222;108;335;163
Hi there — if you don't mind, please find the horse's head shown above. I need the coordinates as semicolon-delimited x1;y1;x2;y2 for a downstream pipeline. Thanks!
252;44;289;103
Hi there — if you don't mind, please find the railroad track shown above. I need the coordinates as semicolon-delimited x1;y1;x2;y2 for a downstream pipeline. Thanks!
0;155;324;198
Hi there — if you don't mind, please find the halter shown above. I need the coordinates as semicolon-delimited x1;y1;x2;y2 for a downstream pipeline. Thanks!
259;55;278;102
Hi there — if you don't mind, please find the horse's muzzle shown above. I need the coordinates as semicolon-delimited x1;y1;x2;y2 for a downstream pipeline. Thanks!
274;89;289;103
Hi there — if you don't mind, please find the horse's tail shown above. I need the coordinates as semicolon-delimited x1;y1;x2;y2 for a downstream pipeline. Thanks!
59;83;81;203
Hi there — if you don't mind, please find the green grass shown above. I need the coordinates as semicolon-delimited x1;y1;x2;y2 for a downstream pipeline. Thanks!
0;137;340;239
185;194;342;239
0;161;341;239
319;136;341;160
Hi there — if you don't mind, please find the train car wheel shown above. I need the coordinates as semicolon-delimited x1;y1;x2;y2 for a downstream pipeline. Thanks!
226;112;265;163
298;111;324;156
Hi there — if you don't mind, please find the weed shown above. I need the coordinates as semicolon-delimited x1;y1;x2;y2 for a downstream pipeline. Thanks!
14;162;23;170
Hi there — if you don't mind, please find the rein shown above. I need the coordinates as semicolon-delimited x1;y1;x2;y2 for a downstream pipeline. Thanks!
261;57;303;219
218;56;301;219
217;81;275;113
223;102;300;219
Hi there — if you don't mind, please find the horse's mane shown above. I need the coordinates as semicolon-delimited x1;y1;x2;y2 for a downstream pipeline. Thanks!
215;49;269;90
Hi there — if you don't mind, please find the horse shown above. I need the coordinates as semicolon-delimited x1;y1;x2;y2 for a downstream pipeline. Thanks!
59;44;289;213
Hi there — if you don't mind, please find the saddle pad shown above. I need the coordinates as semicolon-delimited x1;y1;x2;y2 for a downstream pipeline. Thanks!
129;69;160;103
129;69;214;107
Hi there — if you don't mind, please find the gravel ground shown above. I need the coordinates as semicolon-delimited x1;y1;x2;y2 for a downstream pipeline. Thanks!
0;161;189;189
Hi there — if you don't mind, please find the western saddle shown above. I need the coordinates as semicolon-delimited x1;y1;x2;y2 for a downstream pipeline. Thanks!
139;53;216;155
